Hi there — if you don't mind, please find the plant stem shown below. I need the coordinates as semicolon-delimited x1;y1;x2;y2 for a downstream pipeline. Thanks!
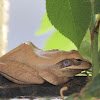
92;33;99;78
91;14;100;79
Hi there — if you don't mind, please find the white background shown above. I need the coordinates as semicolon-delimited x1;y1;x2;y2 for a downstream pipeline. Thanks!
8;0;50;51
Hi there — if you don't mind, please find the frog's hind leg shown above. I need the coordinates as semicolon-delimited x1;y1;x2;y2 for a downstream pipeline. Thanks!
39;70;69;85
1;72;29;84
0;61;44;84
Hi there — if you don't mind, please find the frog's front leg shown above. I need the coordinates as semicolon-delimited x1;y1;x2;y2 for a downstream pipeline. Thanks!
39;70;69;85
0;60;44;84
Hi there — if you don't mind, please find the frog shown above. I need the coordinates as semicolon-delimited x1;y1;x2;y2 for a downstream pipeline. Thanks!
0;41;92;85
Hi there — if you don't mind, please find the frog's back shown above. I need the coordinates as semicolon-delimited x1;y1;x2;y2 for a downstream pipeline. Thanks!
0;42;83;68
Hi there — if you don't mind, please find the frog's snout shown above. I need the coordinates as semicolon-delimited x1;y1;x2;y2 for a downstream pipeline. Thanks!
58;58;92;70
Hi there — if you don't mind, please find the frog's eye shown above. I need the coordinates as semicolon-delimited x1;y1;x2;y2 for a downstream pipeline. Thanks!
72;59;82;65
75;59;82;61
61;59;72;68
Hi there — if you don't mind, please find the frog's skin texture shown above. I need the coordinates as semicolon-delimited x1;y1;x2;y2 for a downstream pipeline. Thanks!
0;41;92;85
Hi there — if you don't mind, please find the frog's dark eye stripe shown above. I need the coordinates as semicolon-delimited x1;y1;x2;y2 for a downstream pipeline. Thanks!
75;59;82;61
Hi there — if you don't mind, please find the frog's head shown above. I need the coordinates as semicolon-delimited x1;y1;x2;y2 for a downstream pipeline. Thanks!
52;50;92;77
60;58;91;70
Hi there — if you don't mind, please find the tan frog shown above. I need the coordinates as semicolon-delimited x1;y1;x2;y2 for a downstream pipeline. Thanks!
0;41;91;85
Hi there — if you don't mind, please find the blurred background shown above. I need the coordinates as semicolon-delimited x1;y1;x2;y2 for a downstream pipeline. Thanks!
0;0;77;56
8;0;50;51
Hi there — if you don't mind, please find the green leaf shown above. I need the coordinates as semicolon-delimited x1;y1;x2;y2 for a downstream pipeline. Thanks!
79;30;91;61
44;30;77;51
98;30;100;50
44;29;91;61
65;94;80;100
98;29;100;66
94;0;100;14
98;49;100;66
79;41;91;61
91;15;96;31
86;74;100;98
35;13;53;35
46;0;92;48
83;29;91;43
65;93;90;100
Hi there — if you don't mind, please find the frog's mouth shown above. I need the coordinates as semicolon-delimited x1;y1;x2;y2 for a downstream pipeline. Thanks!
59;59;92;70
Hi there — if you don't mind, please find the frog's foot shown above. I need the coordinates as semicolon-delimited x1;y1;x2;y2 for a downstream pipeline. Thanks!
39;70;69;85
60;86;68;100
0;60;44;84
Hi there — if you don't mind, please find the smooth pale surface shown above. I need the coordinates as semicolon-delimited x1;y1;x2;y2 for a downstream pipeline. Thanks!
8;0;50;51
